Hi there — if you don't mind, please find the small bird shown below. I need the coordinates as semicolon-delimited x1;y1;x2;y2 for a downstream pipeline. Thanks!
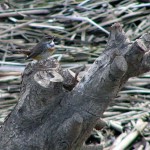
26;35;55;60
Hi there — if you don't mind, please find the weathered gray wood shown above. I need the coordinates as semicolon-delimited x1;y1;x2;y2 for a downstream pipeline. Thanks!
0;23;150;150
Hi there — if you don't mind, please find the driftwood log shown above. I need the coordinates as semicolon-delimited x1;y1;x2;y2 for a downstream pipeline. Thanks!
0;23;150;150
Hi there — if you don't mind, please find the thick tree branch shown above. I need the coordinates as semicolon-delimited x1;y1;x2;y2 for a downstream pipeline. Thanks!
0;23;150;150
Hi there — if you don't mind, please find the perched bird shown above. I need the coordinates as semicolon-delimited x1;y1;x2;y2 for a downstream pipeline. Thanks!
26;35;55;60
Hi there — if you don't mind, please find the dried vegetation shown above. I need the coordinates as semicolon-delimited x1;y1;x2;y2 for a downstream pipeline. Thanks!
0;0;150;149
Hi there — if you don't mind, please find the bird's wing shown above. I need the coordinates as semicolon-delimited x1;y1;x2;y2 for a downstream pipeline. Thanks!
26;43;44;59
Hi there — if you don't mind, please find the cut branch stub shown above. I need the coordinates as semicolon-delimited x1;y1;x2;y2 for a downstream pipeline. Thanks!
11;58;67;134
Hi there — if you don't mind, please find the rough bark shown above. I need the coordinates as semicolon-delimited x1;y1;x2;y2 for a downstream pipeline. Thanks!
0;23;150;150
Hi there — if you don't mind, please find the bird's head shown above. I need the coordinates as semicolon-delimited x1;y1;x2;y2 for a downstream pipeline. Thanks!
42;35;55;49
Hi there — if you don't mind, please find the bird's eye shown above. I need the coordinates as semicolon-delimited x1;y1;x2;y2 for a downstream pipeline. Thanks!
45;35;54;40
